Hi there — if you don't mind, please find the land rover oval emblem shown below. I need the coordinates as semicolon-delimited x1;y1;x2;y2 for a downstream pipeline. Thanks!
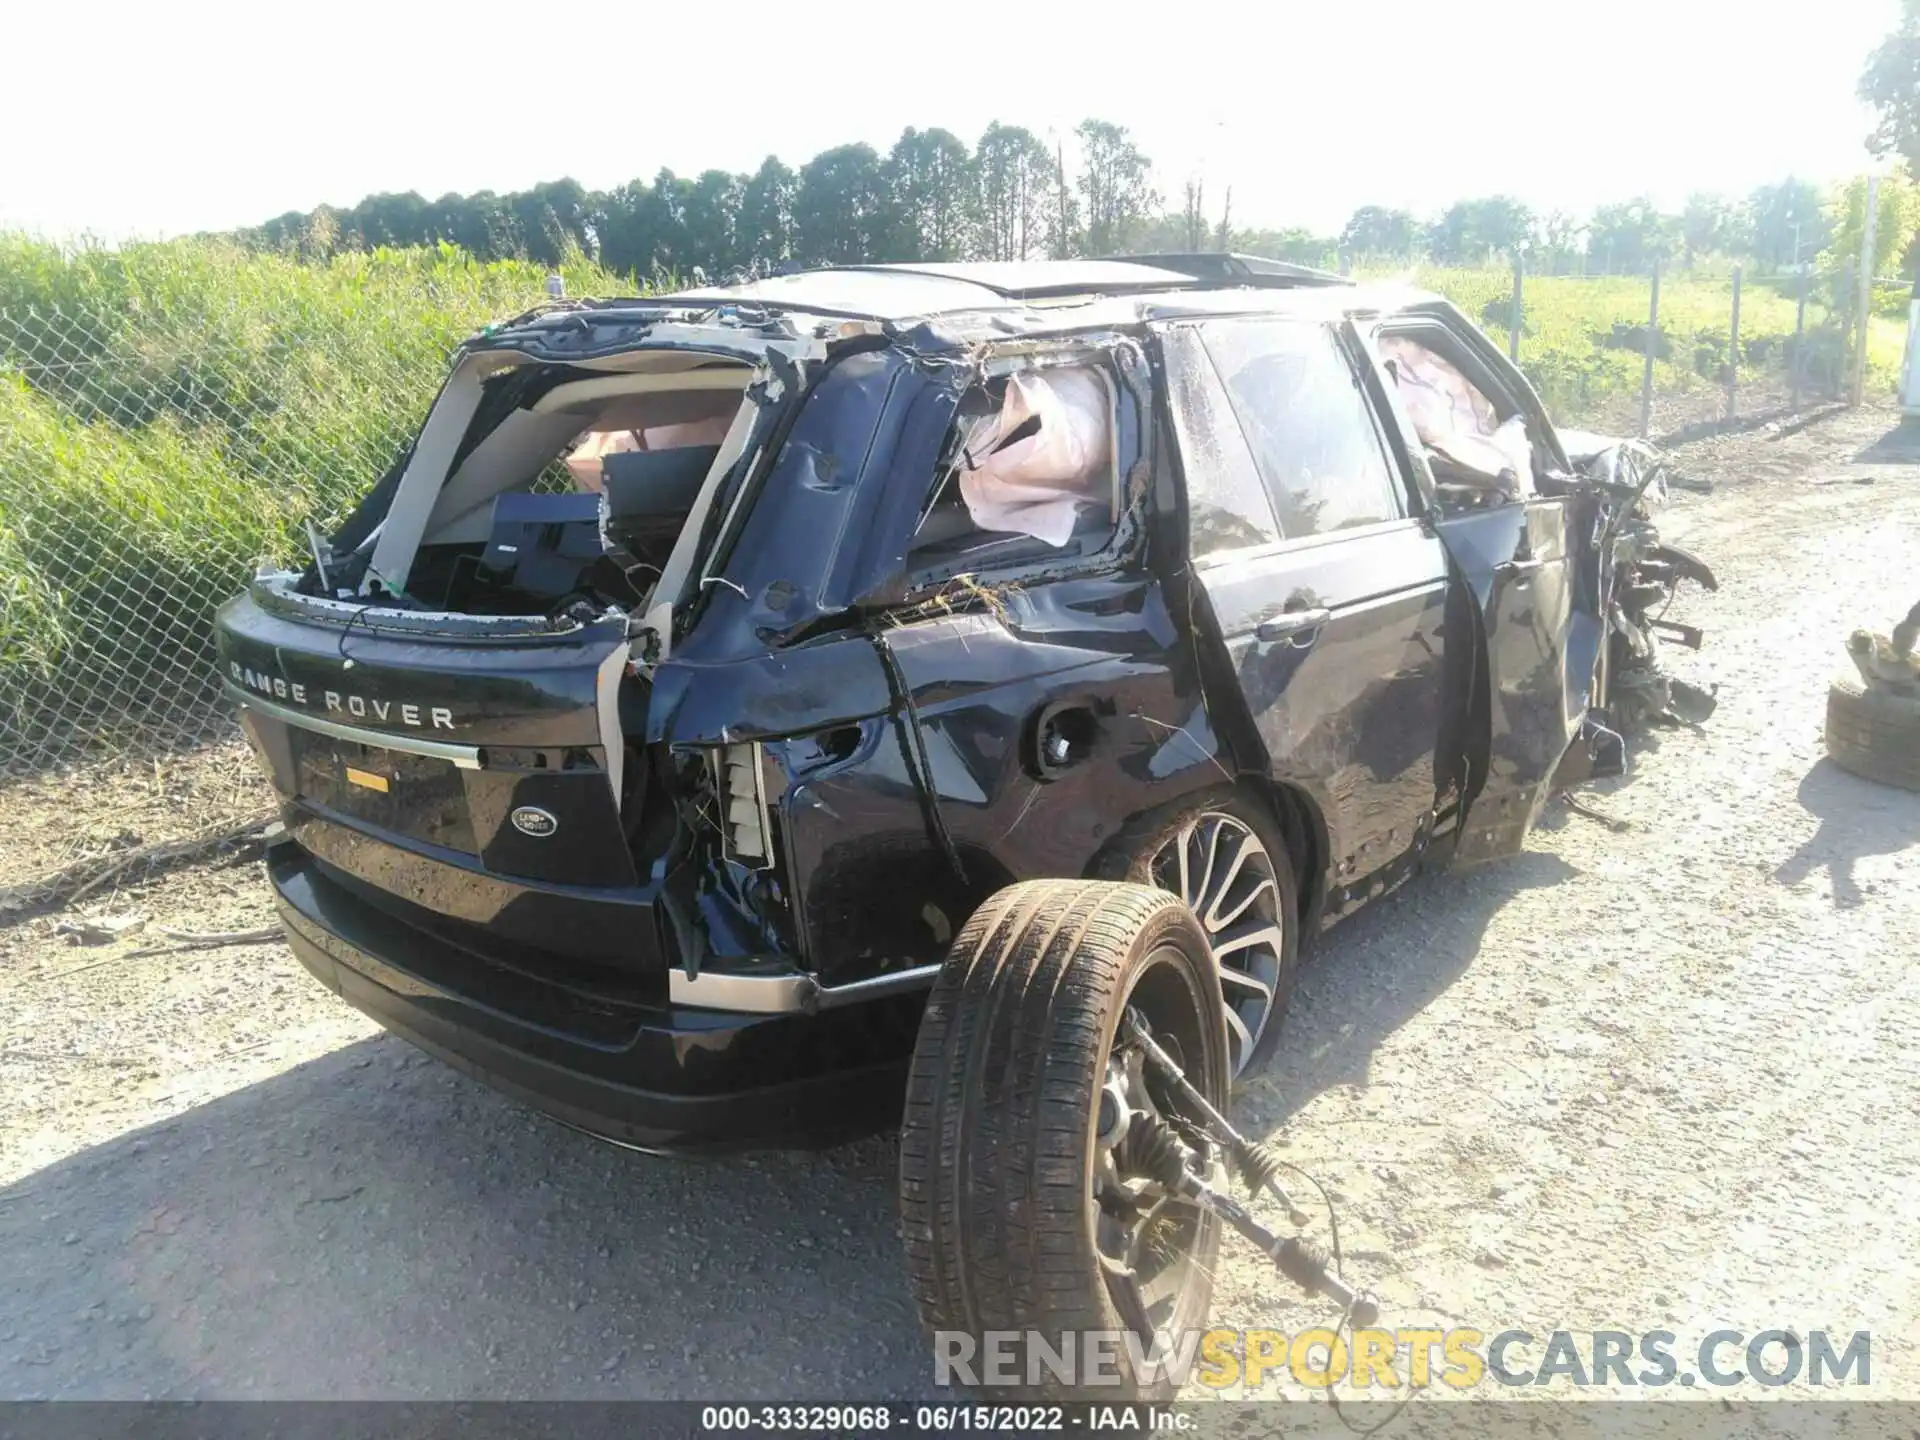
510;806;558;838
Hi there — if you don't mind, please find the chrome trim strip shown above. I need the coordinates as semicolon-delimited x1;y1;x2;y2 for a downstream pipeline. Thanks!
668;968;812;1014
225;682;483;770
668;961;943;1014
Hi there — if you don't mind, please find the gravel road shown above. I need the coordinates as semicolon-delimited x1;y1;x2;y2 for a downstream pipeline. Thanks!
2;403;1916;1405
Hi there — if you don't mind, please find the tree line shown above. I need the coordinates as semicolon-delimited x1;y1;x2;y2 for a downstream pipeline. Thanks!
241;120;1155;280
233;117;1865;283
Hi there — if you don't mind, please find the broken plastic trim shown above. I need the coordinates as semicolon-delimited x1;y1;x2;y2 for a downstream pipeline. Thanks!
249;571;602;640
711;742;774;867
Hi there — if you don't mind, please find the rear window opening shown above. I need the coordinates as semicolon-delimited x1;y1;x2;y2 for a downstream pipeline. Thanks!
407;377;746;617
907;362;1122;580
306;355;758;620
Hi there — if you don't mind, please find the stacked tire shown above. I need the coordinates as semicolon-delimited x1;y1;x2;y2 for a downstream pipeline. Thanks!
1825;673;1920;790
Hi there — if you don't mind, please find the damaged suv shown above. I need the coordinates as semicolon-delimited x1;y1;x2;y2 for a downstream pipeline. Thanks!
218;255;1712;1385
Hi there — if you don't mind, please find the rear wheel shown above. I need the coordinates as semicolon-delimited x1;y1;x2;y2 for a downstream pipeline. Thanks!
898;880;1230;1399
1098;795;1300;1080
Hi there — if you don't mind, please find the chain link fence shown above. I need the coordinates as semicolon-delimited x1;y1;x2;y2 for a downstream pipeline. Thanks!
0;304;443;773
0;296;461;907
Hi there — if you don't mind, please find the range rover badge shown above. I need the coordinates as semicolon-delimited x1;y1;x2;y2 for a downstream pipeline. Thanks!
510;806;559;838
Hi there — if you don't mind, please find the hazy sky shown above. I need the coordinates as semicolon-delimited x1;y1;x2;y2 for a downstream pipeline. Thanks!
1;0;1900;241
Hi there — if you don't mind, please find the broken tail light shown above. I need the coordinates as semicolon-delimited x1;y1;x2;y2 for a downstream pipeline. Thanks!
712;742;773;868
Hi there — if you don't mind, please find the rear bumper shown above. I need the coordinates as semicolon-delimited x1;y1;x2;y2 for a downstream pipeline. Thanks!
268;839;917;1152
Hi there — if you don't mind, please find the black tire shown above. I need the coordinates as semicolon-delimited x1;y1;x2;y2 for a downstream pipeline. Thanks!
899;879;1229;1400
1094;792;1300;1081
1826;673;1920;790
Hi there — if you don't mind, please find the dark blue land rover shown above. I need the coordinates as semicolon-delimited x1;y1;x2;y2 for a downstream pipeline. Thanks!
217;255;1713;1392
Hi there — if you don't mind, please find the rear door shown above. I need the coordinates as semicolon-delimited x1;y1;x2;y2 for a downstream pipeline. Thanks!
1358;310;1602;863
1160;319;1453;900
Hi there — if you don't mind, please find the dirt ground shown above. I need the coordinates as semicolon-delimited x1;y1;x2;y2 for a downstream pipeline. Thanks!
0;739;267;909
1;403;1916;1412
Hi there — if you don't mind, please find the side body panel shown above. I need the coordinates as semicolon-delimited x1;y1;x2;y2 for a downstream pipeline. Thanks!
1194;527;1452;894
1158;318;1453;897
1427;496;1597;859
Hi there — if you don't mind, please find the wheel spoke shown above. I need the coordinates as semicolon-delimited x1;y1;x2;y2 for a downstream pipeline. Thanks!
1222;999;1254;1063
1207;871;1276;932
1138;1265;1187;1311
1099;1253;1158;1341
1202;832;1255;928
1217;964;1273;1000
1190;821;1220;911
1213;920;1286;958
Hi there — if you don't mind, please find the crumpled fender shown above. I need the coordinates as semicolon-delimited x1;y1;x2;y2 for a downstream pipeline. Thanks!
644;633;894;746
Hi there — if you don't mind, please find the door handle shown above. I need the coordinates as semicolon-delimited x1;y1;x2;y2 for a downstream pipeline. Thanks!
1257;607;1331;645
1500;557;1545;580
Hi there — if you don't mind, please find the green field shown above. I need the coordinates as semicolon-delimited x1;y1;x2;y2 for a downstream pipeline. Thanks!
1365;264;1904;421
0;236;1908;760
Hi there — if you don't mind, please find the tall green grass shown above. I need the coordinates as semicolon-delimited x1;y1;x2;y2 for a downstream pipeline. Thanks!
0;235;628;762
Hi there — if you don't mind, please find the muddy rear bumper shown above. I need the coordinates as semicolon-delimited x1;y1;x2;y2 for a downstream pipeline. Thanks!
267;838;916;1152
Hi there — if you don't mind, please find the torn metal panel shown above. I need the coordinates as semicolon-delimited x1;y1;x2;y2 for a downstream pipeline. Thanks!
777;575;1227;983
643;634;895;748
675;344;969;654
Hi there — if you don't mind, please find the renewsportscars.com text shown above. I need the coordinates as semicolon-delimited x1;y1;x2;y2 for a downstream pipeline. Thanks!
934;1327;1872;1391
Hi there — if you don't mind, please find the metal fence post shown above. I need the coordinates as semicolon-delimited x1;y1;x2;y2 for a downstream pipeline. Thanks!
1509;251;1523;362
1793;246;1808;409
1728;265;1741;420
1639;260;1660;438
1851;175;1880;407
1841;258;1856;401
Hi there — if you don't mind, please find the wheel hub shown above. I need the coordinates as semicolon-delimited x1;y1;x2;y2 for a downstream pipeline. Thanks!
1092;1038;1209;1339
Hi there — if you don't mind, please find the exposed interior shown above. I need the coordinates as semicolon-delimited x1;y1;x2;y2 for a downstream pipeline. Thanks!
298;342;1126;625
1375;327;1542;503
307;352;758;619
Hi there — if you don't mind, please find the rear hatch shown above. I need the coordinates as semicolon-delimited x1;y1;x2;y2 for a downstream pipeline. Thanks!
219;586;660;977
215;315;817;988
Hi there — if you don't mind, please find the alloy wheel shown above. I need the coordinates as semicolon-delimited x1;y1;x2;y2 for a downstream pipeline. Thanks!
1147;812;1286;1078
